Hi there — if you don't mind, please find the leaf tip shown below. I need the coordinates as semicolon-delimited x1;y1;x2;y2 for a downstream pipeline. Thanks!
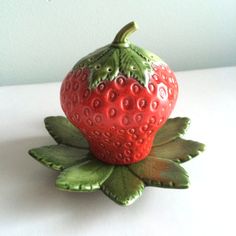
28;148;34;156
44;116;54;125
179;117;191;135
55;179;70;191
199;143;206;152
28;148;39;160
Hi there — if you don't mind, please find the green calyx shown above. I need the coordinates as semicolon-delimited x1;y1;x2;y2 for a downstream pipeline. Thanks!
73;21;163;89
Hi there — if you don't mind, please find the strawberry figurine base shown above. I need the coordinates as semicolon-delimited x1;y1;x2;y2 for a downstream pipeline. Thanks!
28;116;205;206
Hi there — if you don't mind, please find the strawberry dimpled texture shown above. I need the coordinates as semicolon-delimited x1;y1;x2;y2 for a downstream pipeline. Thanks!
60;64;178;165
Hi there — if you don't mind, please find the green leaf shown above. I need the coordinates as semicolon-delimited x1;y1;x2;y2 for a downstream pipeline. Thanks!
101;166;144;206
130;44;162;63
56;158;114;192
120;48;151;86
88;49;120;88
71;42;165;88
73;45;111;70
150;138;205;163
45;116;89;149
28;145;89;171
153;117;190;146
129;156;189;188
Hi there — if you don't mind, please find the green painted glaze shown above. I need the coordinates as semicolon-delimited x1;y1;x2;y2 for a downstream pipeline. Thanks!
153;117;190;146
28;145;89;171
112;21;138;46
129;156;189;188
101;166;144;206
72;21;163;88
56;157;114;192
45;116;89;149
29;116;205;206
151;138;205;163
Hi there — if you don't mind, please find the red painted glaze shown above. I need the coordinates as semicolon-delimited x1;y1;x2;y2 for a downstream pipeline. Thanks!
60;64;178;165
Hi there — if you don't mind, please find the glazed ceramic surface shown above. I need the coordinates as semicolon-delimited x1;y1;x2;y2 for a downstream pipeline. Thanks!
60;22;178;165
29;116;205;205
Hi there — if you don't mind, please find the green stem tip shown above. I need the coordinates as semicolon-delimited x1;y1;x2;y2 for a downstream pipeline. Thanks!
112;21;139;47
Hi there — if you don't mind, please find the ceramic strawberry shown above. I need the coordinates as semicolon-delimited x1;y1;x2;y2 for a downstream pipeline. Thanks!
29;22;205;206
60;22;178;165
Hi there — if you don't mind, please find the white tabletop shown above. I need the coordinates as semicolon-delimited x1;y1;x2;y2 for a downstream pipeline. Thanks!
1;66;236;236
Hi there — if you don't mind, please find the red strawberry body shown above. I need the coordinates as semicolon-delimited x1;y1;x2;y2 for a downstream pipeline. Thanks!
60;22;178;165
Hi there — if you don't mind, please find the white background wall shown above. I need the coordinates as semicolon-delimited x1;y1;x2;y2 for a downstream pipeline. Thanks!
1;0;236;86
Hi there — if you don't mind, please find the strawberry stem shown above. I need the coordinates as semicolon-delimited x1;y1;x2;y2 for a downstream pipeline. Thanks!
112;21;138;47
